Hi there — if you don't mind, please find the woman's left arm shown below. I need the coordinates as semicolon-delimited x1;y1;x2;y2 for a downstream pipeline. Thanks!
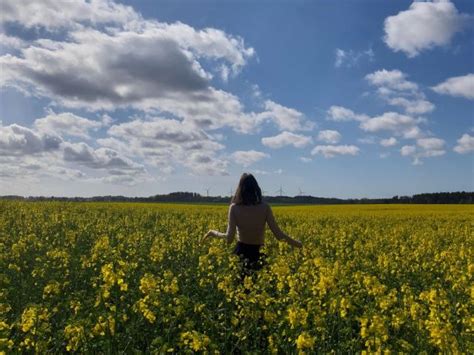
202;204;236;244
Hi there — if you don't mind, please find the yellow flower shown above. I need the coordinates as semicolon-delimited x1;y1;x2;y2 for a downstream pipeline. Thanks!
296;332;315;351
64;324;84;352
180;331;210;352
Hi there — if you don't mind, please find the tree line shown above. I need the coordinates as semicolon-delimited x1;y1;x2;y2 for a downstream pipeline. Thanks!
1;191;472;204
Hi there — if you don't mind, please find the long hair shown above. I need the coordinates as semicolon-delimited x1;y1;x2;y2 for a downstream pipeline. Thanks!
232;173;263;205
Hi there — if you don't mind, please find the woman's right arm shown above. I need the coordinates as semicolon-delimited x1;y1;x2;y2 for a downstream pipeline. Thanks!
266;204;303;248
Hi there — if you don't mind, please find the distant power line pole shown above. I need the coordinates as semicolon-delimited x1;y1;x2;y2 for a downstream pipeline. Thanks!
229;188;234;197
275;185;284;197
205;187;210;197
297;187;305;196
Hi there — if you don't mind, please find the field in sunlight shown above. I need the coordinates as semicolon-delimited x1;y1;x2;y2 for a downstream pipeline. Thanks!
1;202;472;353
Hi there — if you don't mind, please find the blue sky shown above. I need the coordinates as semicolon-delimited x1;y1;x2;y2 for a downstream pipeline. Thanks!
0;0;473;198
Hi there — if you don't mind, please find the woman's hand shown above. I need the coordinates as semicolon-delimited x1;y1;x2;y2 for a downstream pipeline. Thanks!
201;230;216;244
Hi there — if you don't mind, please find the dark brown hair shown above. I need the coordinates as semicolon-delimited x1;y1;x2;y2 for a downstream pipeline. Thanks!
232;173;263;205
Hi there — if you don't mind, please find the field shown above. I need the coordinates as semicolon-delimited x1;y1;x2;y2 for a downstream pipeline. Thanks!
0;201;472;353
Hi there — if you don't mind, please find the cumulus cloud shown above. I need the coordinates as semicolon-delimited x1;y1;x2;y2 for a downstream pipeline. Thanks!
257;100;315;132
62;142;144;171
432;73;474;100
380;137;397;147
231;150;269;167
360;112;424;139
400;137;446;164
261;131;312;149
1;28;215;109
366;69;418;91
34;112;107;139
317;130;341;144
400;145;416;156
384;0;472;57
0;118;156;185
0;12;317;135
311;145;360;158
327;101;429;143
0;33;27;51
366;69;435;114
417;137;445;152
0;0;139;30
0;156;86;182
0;124;62;156
453;134;474;154
326;106;368;122
0;0;323;185
105;117;228;175
1;3;308;136
387;97;435;115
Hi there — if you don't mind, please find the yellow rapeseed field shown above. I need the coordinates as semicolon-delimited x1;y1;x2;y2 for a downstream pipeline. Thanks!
0;201;472;353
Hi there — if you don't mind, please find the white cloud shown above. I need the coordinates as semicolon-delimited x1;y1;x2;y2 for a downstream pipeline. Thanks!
0;15;316;136
335;49;346;68
387;97;435;115
0;124;62;156
432;74;474;100
366;69;418;91
34;112;106;139
326;106;368;122
360;112;424;139
366;69;435;114
108;117;212;144
0;156;86;182
0;12;291;136
251;84;263;99
317;130;341;144
311;145;360;158
417;137;445;151
400;137;446;164
400;145;416;156
335;47;374;68
0;0;139;30
62;141;146;172
358;136;377;144
0;26;248;108
261;131;312;149
0;120;155;185
0;33;27;51
384;0;471;57
453;134;474;154
87;174;155;186
299;157;312;163
105;117;228;176
380;137;397;147
257;100;315;132
232;150;269;167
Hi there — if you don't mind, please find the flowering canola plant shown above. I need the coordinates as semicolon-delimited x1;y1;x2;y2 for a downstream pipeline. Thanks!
0;201;472;353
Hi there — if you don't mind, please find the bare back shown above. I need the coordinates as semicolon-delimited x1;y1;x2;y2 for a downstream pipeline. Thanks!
229;202;290;245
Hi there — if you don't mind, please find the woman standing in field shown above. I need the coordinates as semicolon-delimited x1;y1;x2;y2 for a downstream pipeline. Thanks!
201;173;303;279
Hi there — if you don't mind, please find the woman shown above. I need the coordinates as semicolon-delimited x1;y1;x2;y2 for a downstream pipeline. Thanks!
201;173;303;279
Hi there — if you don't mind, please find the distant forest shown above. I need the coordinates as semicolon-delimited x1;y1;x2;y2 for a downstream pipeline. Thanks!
1;191;472;204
